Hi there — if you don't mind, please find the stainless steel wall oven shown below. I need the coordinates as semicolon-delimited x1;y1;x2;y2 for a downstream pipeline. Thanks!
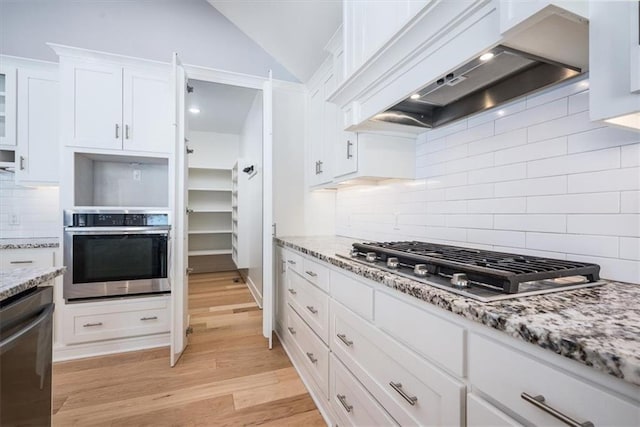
63;210;171;301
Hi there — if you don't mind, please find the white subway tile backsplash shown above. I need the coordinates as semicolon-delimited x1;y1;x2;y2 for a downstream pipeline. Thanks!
467;197;526;214
468;229;526;248
621;143;640;168
495;176;567;197
568;167;640;193
527;110;603;143
467;128;527;156
468;163;526;184
568;127;640;154
567;214;640;237
335;84;638;283
495;214;566;233
526;147;620;178
621;191;640;213
494;137;567;166
445;214;493;229
527;192;620;214
568;91;589;114
620;237;640;260
526;233;619;258
445;183;494;200
495;98;567;135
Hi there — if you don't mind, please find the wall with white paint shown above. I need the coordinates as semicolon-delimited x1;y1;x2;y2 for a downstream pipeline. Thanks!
0;0;297;82
335;79;640;283
188;131;239;170
240;92;264;302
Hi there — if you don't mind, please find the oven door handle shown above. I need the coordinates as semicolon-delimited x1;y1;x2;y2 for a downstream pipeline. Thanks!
64;226;171;235
0;303;54;356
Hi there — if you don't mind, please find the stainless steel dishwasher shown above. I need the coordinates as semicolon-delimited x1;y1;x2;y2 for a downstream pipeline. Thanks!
0;286;54;426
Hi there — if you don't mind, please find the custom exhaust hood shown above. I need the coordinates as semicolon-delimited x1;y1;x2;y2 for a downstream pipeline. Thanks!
372;45;583;130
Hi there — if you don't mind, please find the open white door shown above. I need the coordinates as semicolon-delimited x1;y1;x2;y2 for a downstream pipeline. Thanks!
171;52;189;366
262;72;274;349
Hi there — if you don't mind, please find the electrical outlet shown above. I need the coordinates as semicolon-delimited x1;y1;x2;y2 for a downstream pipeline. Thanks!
133;169;141;181
9;213;19;225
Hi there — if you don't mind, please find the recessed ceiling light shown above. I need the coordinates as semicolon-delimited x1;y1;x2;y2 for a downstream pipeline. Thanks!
479;52;494;61
410;93;421;100
189;107;200;114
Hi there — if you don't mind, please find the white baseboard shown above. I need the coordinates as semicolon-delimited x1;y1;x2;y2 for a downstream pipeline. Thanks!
246;276;263;308
274;329;334;427
53;333;170;362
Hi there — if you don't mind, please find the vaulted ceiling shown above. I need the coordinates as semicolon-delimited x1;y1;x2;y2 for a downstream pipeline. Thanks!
208;1;342;83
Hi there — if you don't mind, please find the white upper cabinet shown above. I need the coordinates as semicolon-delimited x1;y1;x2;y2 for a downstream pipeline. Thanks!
0;64;17;147
55;45;172;154
16;65;59;185
343;0;428;79
589;0;640;131
65;61;123;150
308;70;334;187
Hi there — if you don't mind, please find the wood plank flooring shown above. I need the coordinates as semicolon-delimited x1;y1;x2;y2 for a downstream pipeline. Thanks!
52;271;324;426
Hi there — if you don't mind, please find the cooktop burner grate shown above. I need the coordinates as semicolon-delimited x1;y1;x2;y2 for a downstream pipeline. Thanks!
351;241;601;294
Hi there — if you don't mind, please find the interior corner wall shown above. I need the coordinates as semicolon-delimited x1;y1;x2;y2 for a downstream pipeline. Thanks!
188;131;240;170
239;92;264;303
0;0;298;82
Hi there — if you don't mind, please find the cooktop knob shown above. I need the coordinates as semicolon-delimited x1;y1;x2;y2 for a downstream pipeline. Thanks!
386;257;399;268
350;248;359;258
451;273;469;288
413;264;428;277
365;252;377;262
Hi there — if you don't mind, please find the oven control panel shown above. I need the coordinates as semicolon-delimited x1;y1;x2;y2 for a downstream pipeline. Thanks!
67;212;169;227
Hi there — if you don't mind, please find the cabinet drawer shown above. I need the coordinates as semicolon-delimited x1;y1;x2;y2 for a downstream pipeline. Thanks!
330;270;373;321
469;333;640;427
467;393;522;427
287;270;330;343
0;248;54;269
283;249;303;275
286;305;329;399
63;296;170;344
375;291;465;376
330;354;398;427
301;257;329;292
331;300;464;426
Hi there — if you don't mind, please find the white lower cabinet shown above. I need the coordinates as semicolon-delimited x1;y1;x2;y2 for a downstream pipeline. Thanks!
0;248;56;269
467;393;522;427
330;354;398;426
62;296;170;344
287;269;330;344
468;333;640;427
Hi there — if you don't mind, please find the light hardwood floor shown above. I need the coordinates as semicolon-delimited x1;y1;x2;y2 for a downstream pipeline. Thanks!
52;271;324;426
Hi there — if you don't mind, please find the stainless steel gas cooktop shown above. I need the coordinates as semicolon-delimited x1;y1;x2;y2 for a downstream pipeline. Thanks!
338;241;606;302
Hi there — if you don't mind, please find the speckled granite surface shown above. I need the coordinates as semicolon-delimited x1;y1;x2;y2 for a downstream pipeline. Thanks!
0;266;65;302
0;238;59;249
276;235;640;387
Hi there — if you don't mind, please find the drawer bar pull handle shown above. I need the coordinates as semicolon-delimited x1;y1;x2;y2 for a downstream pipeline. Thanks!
389;382;418;406
140;316;158;321
10;260;33;264
287;260;296;265
306;305;318;314
306;352;318;364
288;288;297;295
521;393;594;427
83;322;103;328
337;333;353;347
305;270;318;277
337;394;353;413
287;327;296;335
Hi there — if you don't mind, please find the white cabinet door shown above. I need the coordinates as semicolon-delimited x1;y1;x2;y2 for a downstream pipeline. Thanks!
0;65;17;146
65;62;123;150
123;69;171;153
308;85;324;187
334;131;357;178
499;0;589;35
16;67;59;184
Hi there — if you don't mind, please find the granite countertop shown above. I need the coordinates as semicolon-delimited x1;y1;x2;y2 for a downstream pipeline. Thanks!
276;235;640;387
0;237;59;250
0;266;66;302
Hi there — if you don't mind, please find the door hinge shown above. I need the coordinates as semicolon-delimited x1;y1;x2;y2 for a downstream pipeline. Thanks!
186;84;194;93
186;326;193;336
186;208;193;214
186;267;194;275
186;146;194;154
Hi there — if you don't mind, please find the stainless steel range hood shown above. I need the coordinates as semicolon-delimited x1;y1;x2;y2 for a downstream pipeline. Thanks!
372;45;583;129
